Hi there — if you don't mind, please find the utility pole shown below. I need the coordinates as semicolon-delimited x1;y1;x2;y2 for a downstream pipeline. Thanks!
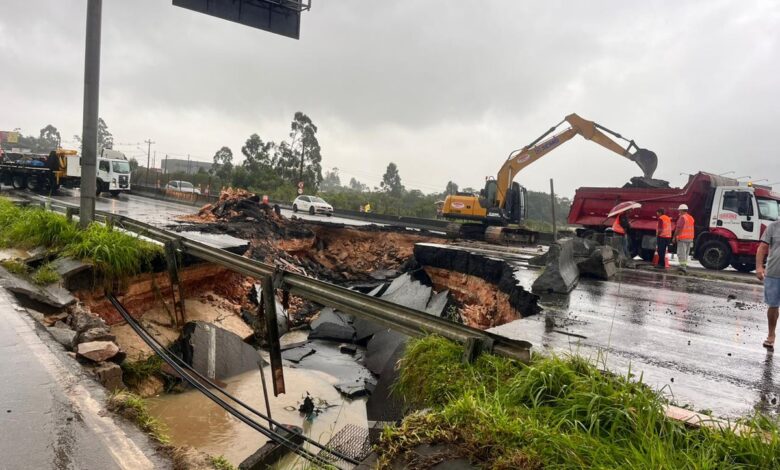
152;150;156;187
79;0;102;228
164;154;169;186
144;139;154;186
187;154;191;175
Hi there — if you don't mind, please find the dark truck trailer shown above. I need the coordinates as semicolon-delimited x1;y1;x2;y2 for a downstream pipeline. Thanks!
0;150;81;192
567;172;780;272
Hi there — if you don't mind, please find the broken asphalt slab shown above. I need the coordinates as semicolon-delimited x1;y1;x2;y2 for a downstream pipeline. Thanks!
281;345;316;364
0;266;75;309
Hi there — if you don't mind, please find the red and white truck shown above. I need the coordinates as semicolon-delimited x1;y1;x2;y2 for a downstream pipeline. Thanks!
567;172;780;272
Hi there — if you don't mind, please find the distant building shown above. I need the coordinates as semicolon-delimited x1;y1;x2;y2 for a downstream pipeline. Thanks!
161;158;211;174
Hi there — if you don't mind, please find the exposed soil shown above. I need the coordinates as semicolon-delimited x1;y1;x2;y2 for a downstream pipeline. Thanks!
425;266;520;329
76;264;248;325
174;189;441;283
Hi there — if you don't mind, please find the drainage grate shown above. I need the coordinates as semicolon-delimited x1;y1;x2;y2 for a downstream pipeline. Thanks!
318;424;371;468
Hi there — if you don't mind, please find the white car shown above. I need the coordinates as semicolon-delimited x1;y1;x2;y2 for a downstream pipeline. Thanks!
293;195;333;216
166;180;201;195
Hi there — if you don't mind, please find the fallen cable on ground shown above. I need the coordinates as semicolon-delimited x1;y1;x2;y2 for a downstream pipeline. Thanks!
107;293;359;468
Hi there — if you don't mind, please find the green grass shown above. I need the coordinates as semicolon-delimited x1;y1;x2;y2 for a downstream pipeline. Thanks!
31;263;60;285
379;336;780;469
0;259;29;275
107;391;171;445
209;455;236;470
61;222;161;281
121;355;164;388
0;197;162;283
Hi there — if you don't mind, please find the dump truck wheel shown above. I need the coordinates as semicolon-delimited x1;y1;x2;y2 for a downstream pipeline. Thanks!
731;262;755;273
699;239;731;270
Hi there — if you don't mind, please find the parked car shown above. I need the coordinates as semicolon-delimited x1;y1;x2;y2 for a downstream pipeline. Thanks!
166;180;200;194
293;195;333;215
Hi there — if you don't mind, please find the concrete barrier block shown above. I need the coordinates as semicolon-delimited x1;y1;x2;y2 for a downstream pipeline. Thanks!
532;238;579;294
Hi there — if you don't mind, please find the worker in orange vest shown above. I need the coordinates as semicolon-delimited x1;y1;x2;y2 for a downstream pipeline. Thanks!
656;208;673;269
611;209;632;259
673;204;695;273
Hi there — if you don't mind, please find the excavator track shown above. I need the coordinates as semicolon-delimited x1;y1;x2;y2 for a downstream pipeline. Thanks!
484;226;505;244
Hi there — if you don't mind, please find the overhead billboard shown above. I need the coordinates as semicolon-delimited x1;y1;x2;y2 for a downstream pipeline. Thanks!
172;0;307;39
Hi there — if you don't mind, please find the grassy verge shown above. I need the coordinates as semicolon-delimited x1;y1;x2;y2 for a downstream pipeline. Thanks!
121;355;164;388
379;336;780;469
108;391;171;445
0;197;161;284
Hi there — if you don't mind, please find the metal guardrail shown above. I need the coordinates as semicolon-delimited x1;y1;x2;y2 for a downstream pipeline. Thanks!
33;196;533;363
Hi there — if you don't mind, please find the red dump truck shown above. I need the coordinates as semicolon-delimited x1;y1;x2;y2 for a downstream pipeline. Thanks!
567;172;780;272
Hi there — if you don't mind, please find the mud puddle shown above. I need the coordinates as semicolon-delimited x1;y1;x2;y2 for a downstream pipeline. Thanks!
147;357;368;468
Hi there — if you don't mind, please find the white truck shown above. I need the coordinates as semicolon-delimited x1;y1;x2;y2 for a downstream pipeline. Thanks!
0;147;132;196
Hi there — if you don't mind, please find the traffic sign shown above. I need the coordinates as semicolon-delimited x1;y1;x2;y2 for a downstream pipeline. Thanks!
172;0;308;39
297;181;304;189
297;188;303;195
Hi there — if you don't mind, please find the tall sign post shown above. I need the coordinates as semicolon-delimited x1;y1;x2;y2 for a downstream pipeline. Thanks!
79;0;102;228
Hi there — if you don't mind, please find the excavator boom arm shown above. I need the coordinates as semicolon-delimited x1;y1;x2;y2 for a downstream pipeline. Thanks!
493;113;657;208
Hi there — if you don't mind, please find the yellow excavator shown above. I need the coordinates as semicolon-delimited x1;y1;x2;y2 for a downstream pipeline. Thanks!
442;113;658;243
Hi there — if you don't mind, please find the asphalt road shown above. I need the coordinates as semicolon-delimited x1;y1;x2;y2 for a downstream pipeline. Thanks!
491;267;776;418
0;289;169;470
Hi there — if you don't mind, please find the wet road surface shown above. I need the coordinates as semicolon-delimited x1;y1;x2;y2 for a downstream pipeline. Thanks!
491;268;778;418
0;289;169;469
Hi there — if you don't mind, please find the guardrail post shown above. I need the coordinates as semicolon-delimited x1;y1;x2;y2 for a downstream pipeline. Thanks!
66;207;80;221
462;336;495;364
261;274;285;396
164;240;186;327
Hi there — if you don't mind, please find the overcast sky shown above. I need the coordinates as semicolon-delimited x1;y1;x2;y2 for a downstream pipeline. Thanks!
1;0;779;196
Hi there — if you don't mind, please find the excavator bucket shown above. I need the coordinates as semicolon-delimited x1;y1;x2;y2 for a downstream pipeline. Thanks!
631;148;658;179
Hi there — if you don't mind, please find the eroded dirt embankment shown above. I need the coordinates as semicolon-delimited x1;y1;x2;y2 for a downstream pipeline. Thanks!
176;189;441;282
76;264;248;325
414;243;541;328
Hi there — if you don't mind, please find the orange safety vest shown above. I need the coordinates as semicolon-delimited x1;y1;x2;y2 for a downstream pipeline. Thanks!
611;217;625;235
677;213;695;240
658;215;672;238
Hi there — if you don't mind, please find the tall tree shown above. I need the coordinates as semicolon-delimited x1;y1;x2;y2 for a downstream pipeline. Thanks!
98;118;113;149
210;146;234;183
349;177;367;192
321;167;341;191
241;134;274;172
37;124;61;151
72;117;113;149
288;112;322;190
381;162;404;197
445;181;459;195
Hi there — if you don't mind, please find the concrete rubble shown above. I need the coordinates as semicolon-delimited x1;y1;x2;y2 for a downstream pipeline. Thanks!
77;340;120;362
48;326;76;350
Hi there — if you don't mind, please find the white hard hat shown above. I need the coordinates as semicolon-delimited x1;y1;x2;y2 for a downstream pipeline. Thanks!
678;204;689;211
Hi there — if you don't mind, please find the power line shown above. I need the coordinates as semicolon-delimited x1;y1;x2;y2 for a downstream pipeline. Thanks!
107;294;355;468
